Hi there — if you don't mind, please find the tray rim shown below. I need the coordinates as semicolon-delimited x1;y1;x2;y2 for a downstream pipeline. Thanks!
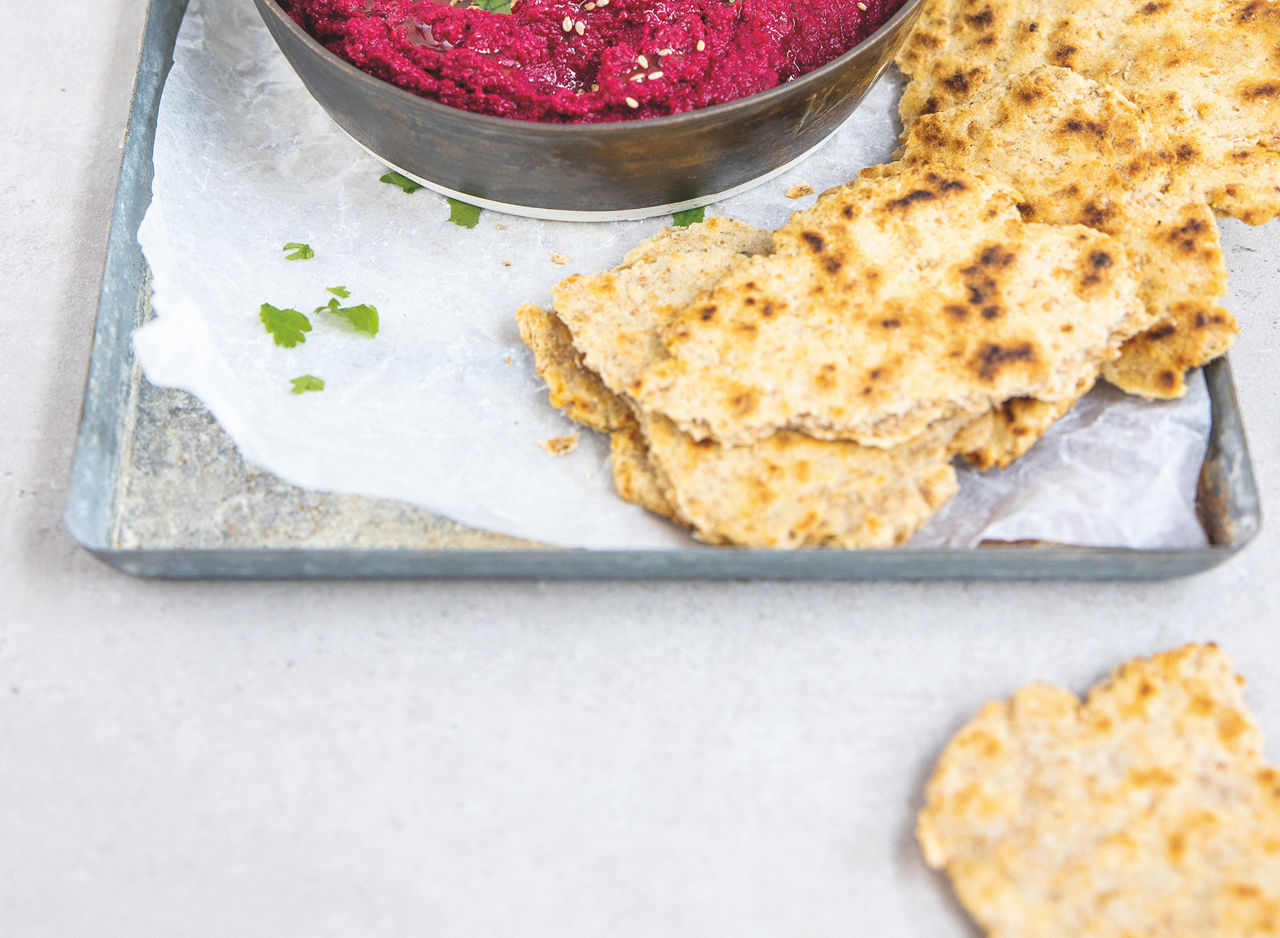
64;0;1263;580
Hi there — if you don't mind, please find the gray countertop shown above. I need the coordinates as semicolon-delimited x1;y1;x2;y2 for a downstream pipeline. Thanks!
2;1;1277;934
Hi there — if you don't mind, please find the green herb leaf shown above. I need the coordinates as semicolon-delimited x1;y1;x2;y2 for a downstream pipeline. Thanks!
283;242;314;260
260;303;313;347
326;285;351;298
381;170;423;194
447;197;482;229
290;374;326;394
672;206;706;227
316;297;380;336
468;0;512;11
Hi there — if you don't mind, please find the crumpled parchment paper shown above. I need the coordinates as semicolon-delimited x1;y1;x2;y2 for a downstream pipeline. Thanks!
132;0;1212;550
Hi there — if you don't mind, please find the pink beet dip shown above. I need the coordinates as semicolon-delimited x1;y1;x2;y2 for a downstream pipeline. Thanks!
280;0;908;123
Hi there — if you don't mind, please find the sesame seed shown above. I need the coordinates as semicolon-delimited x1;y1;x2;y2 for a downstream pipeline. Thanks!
637;55;648;68
625;96;639;108
658;48;674;56
585;1;595;8
591;82;599;91
696;39;706;52
857;2;867;8
575;19;585;34
562;16;573;30
648;71;663;79
630;73;644;81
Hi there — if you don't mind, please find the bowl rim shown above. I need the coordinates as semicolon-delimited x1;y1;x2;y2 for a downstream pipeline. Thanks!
257;0;925;135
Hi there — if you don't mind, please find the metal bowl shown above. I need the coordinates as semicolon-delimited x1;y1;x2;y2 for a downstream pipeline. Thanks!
253;0;925;221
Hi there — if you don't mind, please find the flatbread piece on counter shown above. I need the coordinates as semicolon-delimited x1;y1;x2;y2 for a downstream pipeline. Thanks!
895;0;1280;225
918;644;1280;938
632;166;1148;448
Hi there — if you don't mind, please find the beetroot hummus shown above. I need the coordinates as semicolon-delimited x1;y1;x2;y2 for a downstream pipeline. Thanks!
280;0;907;123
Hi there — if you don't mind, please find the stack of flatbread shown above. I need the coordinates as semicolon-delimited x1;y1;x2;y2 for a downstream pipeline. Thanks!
890;0;1280;460
517;0;1273;548
519;166;1152;547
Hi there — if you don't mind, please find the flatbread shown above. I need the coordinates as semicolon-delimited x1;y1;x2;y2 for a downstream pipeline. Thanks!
894;66;1235;401
895;0;1280;225
620;216;775;266
1102;301;1238;398
965;384;1085;471
551;223;772;401
609;424;686;528
918;644;1280;938
517;224;987;548
515;302;633;433
633;166;1147;448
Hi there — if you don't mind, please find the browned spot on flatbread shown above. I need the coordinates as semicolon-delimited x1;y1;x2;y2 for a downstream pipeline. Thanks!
1239;80;1280;101
972;341;1037;381
886;188;939;211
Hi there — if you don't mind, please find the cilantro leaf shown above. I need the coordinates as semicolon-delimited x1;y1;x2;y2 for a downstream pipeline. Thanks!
672;206;706;227
447;197;482;229
334;303;380;336
316;297;380;336
283;242;314;260
290;374;326;394
381;170;423;194
326;285;351;298
469;0;512;11
260;303;313;347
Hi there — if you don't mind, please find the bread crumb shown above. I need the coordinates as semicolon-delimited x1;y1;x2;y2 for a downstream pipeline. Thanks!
540;434;579;456
785;183;815;199
551;252;571;265
496;224;506;230
504;261;512;266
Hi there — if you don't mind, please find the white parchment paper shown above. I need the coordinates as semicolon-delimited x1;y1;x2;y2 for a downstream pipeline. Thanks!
133;0;1212;550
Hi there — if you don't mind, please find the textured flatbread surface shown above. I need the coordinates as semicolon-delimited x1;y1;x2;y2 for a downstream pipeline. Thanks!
515;302;634;433
1102;301;1238;399
551;220;771;402
896;0;1280;225
525;294;971;548
918;644;1280;938
633;410;962;548
965;384;1084;471
633;166;1146;448
609;425;685;528
895;66;1235;401
620;216;775;267
517;218;984;548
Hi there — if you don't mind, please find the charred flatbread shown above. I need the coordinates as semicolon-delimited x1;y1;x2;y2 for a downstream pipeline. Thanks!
895;0;1280;225
893;66;1235;402
632;166;1147;448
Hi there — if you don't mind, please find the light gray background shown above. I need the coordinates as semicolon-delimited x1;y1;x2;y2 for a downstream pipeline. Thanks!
3;1;1277;935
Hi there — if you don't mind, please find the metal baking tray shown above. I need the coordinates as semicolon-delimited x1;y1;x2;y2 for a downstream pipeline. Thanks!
65;0;1261;579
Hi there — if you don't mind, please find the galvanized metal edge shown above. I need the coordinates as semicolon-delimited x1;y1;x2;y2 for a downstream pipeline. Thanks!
65;0;1261;580
67;0;187;553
